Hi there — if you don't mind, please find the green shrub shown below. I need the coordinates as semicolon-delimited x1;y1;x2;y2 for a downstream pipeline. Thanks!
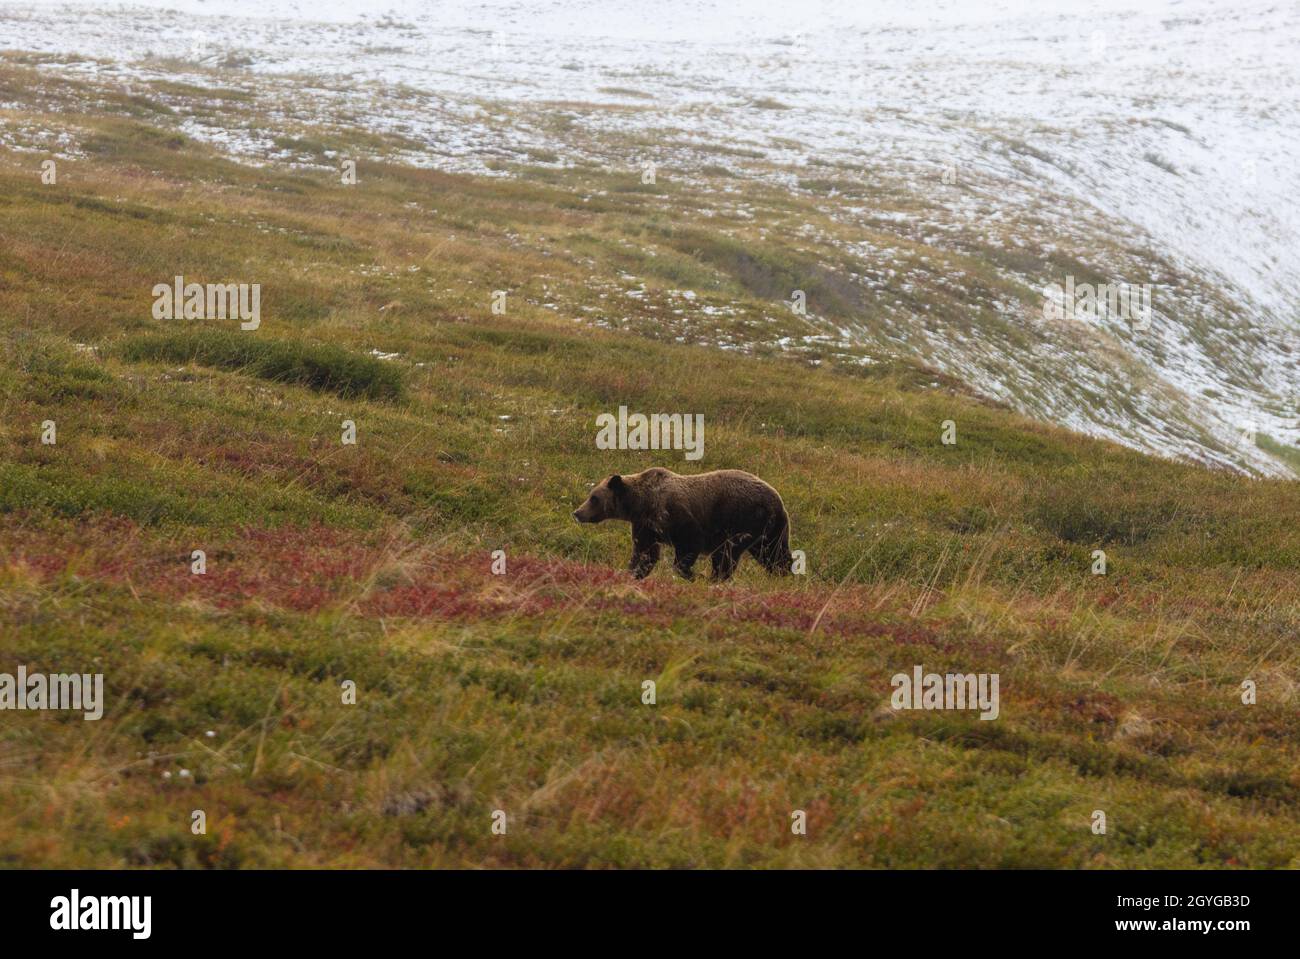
119;330;405;400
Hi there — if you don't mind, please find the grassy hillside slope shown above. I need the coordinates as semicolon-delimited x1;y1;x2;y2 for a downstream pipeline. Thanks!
1;63;1298;867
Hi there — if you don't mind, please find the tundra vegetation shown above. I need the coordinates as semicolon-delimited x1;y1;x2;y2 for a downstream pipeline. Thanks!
0;60;1297;868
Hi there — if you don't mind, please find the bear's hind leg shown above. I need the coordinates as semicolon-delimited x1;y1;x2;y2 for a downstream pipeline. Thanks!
752;517;793;575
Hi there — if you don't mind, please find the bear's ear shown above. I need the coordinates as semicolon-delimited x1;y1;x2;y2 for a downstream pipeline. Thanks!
607;474;625;492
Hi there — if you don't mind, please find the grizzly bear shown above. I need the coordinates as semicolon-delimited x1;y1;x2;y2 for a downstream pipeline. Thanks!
573;467;793;581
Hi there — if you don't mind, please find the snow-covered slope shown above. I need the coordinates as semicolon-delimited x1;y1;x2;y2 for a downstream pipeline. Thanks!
3;0;1297;473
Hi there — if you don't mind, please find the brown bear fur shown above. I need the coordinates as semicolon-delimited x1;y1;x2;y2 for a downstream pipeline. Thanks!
573;467;793;581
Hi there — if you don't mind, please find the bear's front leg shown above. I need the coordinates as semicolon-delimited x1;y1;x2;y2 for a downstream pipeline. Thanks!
710;543;740;581
672;550;699;581
629;528;660;579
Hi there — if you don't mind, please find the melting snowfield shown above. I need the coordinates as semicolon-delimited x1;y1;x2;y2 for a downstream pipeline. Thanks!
2;0;1298;473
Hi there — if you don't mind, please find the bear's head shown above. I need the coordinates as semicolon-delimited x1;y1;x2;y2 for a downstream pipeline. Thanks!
573;474;630;524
